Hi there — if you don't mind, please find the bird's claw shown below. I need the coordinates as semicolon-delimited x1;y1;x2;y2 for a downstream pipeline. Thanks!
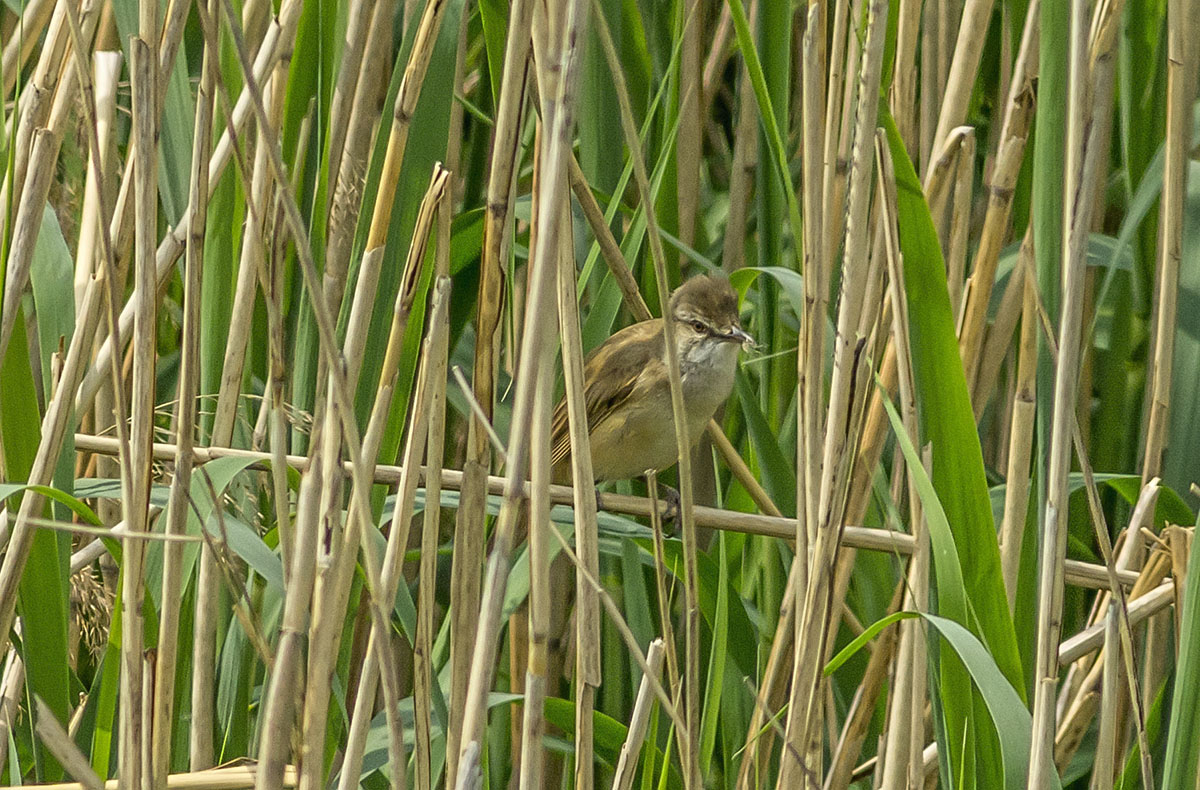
659;485;680;528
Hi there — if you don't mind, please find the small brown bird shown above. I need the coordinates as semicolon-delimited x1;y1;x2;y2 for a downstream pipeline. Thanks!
550;274;753;484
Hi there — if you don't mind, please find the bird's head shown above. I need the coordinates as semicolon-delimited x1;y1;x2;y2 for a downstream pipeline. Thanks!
669;275;754;360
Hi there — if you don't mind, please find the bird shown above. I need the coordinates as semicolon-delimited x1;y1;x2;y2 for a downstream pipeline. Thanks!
549;273;753;487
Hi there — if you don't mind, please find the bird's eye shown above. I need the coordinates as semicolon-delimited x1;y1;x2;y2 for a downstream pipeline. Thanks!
690;320;706;333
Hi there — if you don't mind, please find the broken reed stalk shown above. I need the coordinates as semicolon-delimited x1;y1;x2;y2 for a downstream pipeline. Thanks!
957;1;1038;393
926;0;996;180
611;639;667;790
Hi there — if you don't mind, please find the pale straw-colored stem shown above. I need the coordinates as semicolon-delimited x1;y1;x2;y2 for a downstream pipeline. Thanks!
454;0;588;783
781;2;888;785
151;5;218;778
1027;1;1098;784
1141;0;1199;481
611;639;666;790
447;0;531;773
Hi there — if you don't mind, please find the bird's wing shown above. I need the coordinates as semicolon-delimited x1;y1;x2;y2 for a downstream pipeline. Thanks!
550;319;665;469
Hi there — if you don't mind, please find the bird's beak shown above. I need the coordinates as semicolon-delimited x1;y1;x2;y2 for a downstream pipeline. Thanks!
721;326;756;349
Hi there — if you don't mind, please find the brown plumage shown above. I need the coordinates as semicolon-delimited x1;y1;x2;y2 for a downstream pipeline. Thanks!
550;274;751;483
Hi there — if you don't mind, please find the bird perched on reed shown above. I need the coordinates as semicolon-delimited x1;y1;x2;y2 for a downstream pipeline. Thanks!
549;274;753;486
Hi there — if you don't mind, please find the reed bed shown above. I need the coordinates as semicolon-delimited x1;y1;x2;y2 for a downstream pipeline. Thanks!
0;1;1198;789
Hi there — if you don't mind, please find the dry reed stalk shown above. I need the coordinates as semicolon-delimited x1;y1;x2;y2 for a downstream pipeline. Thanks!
973;248;1028;421
645;474;683;737
557;167;603;790
323;0;377;203
1166;526;1193;632
0;127;59;363
1000;240;1037;606
677;0;702;271
1092;610;1121;789
448;0;532;775
800;1;827;561
890;0;920;153
190;4;410;787
1058;580;1175;666
75;0;304;416
1141;0;1199;481
117;37;158;790
1022;185;1154;785
589;4;702;781
189;0;282;767
30;765;300;790
307;170;451;790
323;0;394;309
1054;531;1163;775
1028;1;1097;780
253;445;323;786
504;116;542;790
926;0;995;181
413;199;454;790
297;72;446;790
701;2;732;109
296;86;417;773
71;430;1141;594
263;109;315;582
80;48;124;530
454;0;587;781
73;52;122;310
720;0;759;274
363;0;449;256
0;0;54;101
821;0;861;273
825;583;901;790
151;7;218;780
0;0;120;672
0;0;64;217
946;129;975;317
34;698;104;790
611;639;667;790
567;156;646;313
780;2;887;785
957;2;1037;393
0;652;23;776
517;282;557;790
